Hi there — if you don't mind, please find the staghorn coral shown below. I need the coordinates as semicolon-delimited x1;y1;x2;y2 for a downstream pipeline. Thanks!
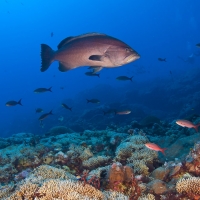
176;177;200;199
82;155;111;169
6;165;105;200
31;164;75;180
37;179;104;200
8;179;104;200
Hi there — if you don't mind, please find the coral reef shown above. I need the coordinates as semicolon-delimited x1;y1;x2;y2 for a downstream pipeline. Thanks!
1;123;200;199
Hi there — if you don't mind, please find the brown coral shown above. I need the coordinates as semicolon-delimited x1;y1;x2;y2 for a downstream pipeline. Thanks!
108;162;141;199
176;177;200;199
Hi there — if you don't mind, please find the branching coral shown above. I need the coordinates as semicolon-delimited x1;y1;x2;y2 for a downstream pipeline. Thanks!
6;165;104;200
31;165;75;180
176;177;200;199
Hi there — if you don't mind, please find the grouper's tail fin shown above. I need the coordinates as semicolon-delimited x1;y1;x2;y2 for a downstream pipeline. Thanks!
40;44;54;72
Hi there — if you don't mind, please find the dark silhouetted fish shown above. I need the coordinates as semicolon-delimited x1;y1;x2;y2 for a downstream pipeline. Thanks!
40;32;140;72
6;99;22;106
158;58;166;62
116;76;133;81
196;43;200;48
35;108;43;113
38;110;53;121
87;99;100;104
85;72;100;77
34;87;52;93
62;103;72;111
51;32;54;37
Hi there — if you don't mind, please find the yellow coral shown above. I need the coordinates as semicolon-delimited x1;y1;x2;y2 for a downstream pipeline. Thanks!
37;179;104;200
176;177;200;196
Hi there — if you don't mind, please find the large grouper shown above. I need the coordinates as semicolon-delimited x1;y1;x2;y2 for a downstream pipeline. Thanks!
40;33;140;72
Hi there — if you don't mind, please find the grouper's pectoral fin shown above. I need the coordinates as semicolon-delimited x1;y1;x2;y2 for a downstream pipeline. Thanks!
89;55;104;61
89;66;103;73
58;62;71;72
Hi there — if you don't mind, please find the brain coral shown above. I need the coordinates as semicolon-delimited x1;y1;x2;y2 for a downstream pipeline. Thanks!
176;177;200;199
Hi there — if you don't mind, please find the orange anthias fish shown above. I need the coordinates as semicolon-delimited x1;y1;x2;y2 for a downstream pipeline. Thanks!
176;119;200;132
145;143;166;155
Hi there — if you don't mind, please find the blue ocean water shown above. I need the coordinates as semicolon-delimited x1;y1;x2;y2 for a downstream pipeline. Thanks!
0;0;200;137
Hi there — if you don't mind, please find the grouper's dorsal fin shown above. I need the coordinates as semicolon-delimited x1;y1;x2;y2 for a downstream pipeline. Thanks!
57;36;74;49
57;33;107;49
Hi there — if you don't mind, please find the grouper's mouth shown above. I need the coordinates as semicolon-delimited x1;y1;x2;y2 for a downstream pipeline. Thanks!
125;53;140;63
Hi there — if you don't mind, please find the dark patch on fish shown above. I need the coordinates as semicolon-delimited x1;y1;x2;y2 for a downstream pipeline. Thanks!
40;32;140;72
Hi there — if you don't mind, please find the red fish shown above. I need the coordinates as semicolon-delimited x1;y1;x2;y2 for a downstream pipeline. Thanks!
176;119;200;132
145;143;166;155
